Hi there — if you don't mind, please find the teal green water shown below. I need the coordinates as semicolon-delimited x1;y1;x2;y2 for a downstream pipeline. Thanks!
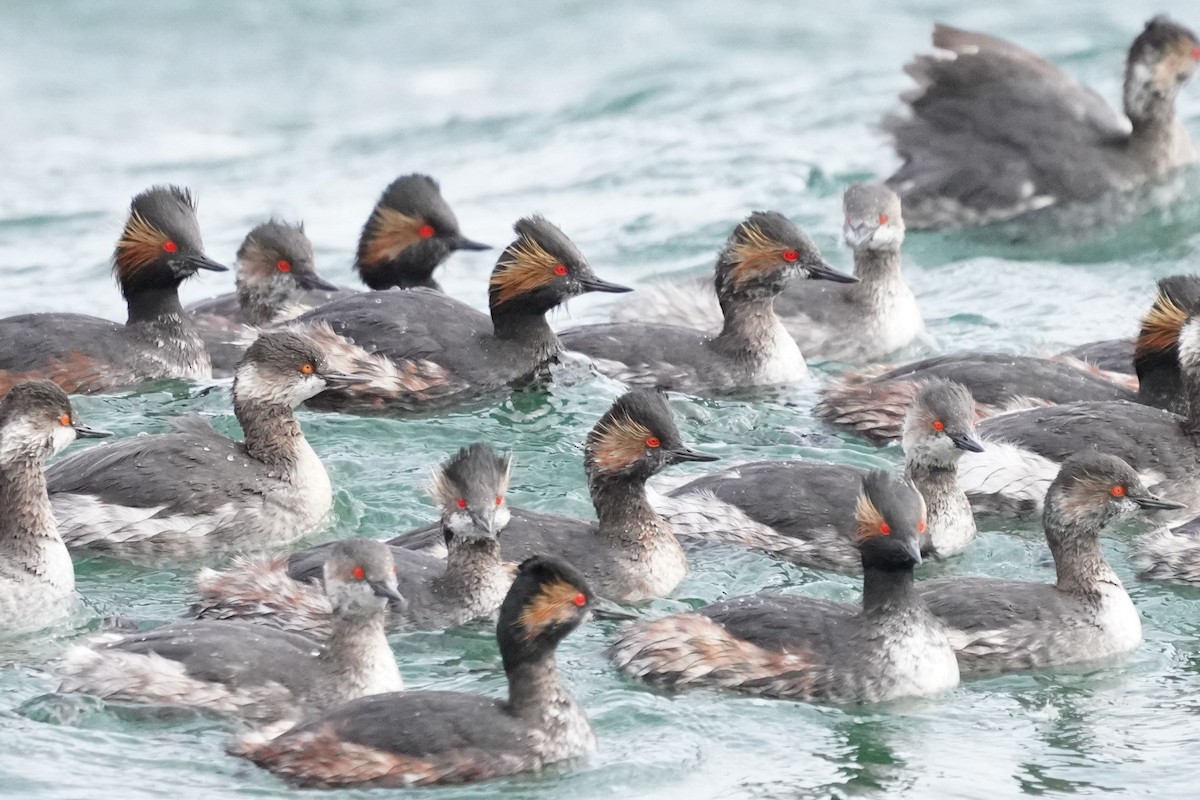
4;0;1200;797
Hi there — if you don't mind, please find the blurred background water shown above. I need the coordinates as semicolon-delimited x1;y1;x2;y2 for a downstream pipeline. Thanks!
2;0;1200;797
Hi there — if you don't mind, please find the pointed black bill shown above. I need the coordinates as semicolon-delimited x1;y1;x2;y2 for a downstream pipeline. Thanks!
948;432;985;453
319;372;369;387
670;445;719;463
1130;493;1187;511
185;254;230;272
577;275;634;294
296;272;339;292
368;580;406;605
806;259;858;284
449;235;491;252
74;423;113;439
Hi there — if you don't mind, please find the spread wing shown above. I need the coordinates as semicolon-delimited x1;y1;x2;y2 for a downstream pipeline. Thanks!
886;24;1132;226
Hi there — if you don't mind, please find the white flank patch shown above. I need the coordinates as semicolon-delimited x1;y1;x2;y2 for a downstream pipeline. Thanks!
956;441;1060;511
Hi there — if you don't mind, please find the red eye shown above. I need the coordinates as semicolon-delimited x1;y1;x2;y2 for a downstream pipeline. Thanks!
782;249;799;262
277;259;292;272
553;264;568;276
645;436;660;448
418;224;435;238
572;592;586;607
162;240;178;253
878;214;888;225
879;523;891;535
351;566;365;580
58;414;71;426
1192;46;1200;60
932;420;945;431
918;519;926;533
1111;485;1126;498
495;495;502;506
456;498;467;509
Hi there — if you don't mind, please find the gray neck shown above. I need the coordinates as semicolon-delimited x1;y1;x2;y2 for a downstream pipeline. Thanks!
1044;501;1121;597
591;474;673;547
0;449;60;577
125;288;209;369
317;610;398;703
851;248;903;290
434;535;508;602
234;399;306;469
905;458;975;551
1126;94;1180;168
712;294;785;367
506;654;575;721
237;276;299;326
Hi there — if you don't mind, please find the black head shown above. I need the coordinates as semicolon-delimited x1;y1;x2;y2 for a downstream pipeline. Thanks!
842;183;905;252
584;389;717;483
323;538;405;617
236;219;336;293
355;174;489;290
234;330;361;408
1135;274;1200;363
0;379;110;462
902;379;983;466
488;216;631;318
428;443;514;541
854;470;926;570
497;555;593;672
716;211;855;301
1048;451;1183;533
1124;16;1200;121
112;185;227;297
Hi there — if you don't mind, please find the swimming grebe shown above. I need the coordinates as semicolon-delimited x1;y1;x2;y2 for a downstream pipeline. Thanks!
609;471;959;703
233;555;595;788
0;381;109;633
0;186;228;396
886;17;1200;229
558;211;854;392
190;443;514;635
392;390;716;601
59;538;403;730
293;215;631;413
919;452;1179;674
46;331;362;560
656;379;980;569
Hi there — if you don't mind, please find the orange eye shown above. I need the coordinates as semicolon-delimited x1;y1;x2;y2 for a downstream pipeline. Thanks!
456;498;467;509
351;566;365;580
553;264;568;276
277;259;292;272
1111;485;1126;498
782;249;799;262
572;592;586;607
495;495;502;507
299;363;314;375
645;436;661;448
879;523;891;535
162;240;178;253
918;519;926;533
418;224;435;238
932;420;945;431
878;214;889;225
58;414;71;427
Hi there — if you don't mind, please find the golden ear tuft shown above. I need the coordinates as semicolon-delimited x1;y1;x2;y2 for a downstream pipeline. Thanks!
362;207;425;265
491;235;561;306
726;223;793;288
1137;291;1188;357
115;211;171;270
589;415;655;473
854;492;888;544
518;578;585;639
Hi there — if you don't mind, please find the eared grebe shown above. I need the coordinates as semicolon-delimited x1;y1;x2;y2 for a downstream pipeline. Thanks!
292;215;631;413
609;471;959;703
0;381;109;633
187;220;337;376
233;555;595;789
46;331;361;560
919;452;1179;674
59;538;402;729
393;390;716;601
559;212;854;392
886;17;1200;230
608;186;920;364
957;301;1200;517
190;443;514;635
814;275;1197;444
656;379;980;570
0;186;228;396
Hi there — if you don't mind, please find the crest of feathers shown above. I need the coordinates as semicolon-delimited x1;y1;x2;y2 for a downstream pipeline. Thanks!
1136;290;1188;357
360;206;425;265
853;492;889;544
114;211;172;271
724;223;790;288
518;578;584;639
491;235;560;307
